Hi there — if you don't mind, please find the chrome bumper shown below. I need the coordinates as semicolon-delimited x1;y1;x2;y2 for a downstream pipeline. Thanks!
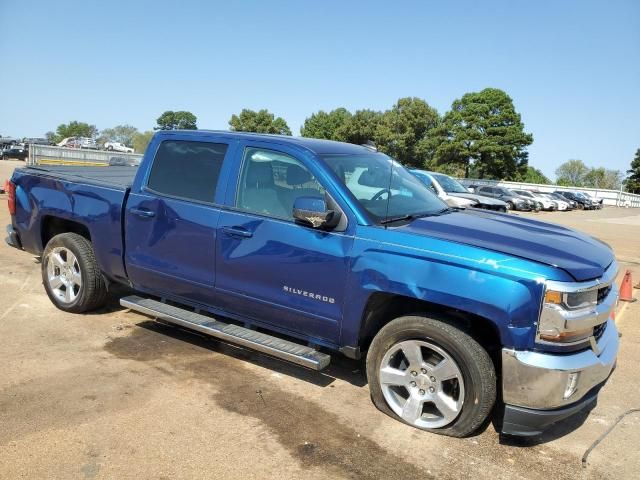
502;319;619;410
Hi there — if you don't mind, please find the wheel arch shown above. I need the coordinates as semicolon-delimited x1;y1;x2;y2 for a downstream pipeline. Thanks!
41;215;91;250
357;292;503;373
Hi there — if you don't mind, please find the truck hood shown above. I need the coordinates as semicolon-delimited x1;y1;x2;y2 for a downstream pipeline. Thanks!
400;209;613;281
448;192;506;206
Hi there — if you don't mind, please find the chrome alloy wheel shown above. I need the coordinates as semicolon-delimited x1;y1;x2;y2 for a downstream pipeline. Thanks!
46;247;82;304
378;340;465;429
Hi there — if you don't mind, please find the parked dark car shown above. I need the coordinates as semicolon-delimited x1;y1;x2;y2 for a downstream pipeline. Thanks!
473;185;534;211
547;192;576;210
555;191;595;210
2;146;28;161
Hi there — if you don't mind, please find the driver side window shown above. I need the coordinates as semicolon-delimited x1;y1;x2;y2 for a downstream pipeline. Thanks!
237;147;325;220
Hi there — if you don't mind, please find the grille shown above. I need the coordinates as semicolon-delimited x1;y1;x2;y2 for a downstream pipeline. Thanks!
593;322;607;341
597;285;611;304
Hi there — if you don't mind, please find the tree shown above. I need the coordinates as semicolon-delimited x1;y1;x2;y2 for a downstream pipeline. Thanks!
335;109;383;146
300;108;352;140
132;131;154;154
583;168;623;190
45;131;57;144
51;121;99;143
520;166;550;184
375;97;440;167
228;109;291;135
555;159;589;186
97;124;139;147
425;88;533;179
626;148;640;194
155;111;197;130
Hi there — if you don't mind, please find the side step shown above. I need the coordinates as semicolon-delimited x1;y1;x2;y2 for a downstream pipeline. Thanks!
120;295;331;370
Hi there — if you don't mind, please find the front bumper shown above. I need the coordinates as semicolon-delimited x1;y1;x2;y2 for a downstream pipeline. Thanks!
502;384;603;436
5;224;22;250
501;318;618;434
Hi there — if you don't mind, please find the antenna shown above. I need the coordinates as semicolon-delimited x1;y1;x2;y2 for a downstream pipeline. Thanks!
382;106;401;227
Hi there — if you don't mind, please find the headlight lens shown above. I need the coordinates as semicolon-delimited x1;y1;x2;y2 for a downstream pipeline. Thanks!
539;288;600;345
544;289;597;310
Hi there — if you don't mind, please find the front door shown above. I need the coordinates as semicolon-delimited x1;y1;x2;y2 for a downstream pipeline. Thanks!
215;144;353;343
125;137;233;305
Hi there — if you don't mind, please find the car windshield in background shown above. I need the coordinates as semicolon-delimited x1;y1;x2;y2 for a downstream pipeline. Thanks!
431;173;468;193
321;153;446;223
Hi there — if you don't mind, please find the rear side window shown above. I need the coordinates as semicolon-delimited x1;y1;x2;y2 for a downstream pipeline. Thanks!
147;140;229;203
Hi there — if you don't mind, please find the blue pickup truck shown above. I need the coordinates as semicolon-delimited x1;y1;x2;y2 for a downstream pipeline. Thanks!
5;130;619;437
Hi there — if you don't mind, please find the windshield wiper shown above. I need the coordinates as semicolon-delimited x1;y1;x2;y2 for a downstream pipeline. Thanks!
380;211;441;225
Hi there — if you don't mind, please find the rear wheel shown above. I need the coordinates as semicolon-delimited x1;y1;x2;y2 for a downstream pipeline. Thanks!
42;233;108;313
366;315;496;437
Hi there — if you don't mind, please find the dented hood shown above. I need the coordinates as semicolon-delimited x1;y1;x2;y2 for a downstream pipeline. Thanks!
400;209;613;281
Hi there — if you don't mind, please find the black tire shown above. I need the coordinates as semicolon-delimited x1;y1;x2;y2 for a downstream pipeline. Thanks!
366;315;496;437
41;233;108;313
506;201;514;211
577;203;584;210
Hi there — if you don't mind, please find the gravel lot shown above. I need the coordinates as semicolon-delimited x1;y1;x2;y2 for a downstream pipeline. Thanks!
1;159;639;479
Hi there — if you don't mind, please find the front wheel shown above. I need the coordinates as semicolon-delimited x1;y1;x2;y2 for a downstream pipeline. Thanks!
366;315;496;437
42;233;108;313
506;201;514;211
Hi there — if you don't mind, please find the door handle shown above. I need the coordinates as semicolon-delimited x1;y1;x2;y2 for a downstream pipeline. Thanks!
222;226;253;238
130;208;156;218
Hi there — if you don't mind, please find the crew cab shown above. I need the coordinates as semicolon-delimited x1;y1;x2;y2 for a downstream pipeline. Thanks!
5;130;619;437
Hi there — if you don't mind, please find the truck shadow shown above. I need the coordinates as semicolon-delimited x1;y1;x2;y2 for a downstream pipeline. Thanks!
134;319;368;389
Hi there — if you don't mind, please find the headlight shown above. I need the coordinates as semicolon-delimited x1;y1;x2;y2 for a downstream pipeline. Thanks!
538;271;616;347
541;289;599;343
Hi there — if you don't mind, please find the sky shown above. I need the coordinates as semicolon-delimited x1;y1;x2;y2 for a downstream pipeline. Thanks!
0;0;638;178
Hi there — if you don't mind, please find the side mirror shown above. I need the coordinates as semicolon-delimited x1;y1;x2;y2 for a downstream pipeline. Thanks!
293;196;339;229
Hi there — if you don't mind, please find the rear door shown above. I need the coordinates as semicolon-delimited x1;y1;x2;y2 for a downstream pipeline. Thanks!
125;135;236;305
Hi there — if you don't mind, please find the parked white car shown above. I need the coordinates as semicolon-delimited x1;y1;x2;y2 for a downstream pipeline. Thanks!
104;142;134;153
540;193;569;210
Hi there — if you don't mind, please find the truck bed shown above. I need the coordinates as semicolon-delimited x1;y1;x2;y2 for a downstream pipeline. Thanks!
22;165;138;190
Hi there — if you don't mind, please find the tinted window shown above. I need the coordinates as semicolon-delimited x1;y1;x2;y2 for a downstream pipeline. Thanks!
237;148;325;220
147;140;228;202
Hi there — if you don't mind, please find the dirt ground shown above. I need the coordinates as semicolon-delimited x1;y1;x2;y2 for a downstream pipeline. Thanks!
1;159;639;479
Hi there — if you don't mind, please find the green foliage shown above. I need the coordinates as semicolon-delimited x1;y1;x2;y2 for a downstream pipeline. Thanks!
300;99;439;168
97;124;139;147
520;166;550;184
555;159;589;186
155;111;197;130
300;108;352;140
336;109;383;145
229;109;292;135
51;121;99;143
555;159;623;189
132;131;154;154
626;149;640;193
583;168;623;190
45;131;57;144
375;97;440;168
424;88;533;180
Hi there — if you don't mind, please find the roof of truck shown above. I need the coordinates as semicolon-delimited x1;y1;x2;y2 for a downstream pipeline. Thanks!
156;130;376;155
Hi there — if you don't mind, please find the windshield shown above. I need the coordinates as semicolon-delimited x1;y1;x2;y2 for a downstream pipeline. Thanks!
321;153;447;223
514;190;532;198
431;173;468;193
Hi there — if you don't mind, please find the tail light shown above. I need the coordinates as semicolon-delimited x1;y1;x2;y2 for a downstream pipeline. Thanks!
5;180;16;215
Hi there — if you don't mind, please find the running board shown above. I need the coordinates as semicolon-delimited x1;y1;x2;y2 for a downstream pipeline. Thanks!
120;295;331;370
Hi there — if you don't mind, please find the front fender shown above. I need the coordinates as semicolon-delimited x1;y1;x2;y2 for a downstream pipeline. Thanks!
341;227;572;350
